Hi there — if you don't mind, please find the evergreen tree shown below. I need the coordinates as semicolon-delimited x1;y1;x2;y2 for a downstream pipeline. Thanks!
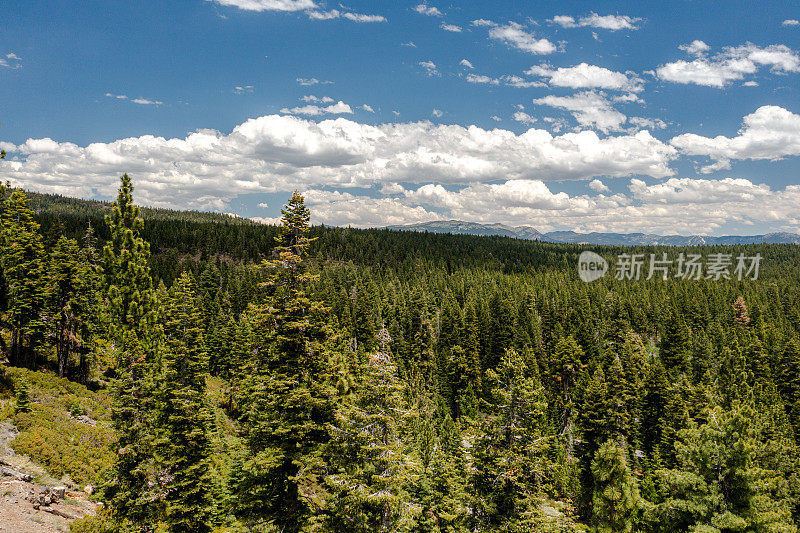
659;311;691;375
408;415;469;533
47;236;96;378
77;225;103;384
552;335;585;437
641;360;669;457
778;339;800;434
577;367;610;518
591;440;640;533
620;332;648;450
746;338;771;384
324;350;417;532
448;345;479;420
657;377;693;467
579;368;614;452
472;348;549;530
657;403;797;532
155;271;215;532
103;330;158;526
101;175;158;528
718;344;750;406
605;357;633;443
14;379;32;414
232;191;336;532
0;189;47;367
102;173;155;339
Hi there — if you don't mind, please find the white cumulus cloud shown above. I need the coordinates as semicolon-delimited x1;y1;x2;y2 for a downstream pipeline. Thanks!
465;73;545;88
0;115;678;213
658;43;800;88
296;77;332;86
419;60;439;76
679;40;711;55
342;12;385;22
628;116;667;130
413;4;442;16
669;105;800;172
532;91;628;133
206;0;316;11
550;13;641;31
0;52;22;69
589;179;610;192
306;9;340;19
484;21;557;55
301;95;334;103
513;111;537;125
466;74;499;85
131;98;163;105
301;177;800;235
526;62;643;92
280;101;353;115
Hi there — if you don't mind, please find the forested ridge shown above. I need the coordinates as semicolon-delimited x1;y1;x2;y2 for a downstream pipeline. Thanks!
1;175;800;532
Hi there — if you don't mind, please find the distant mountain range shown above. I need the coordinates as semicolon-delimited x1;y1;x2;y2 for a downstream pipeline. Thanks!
386;220;800;246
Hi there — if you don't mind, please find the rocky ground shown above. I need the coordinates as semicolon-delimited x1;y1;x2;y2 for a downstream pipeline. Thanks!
0;421;97;532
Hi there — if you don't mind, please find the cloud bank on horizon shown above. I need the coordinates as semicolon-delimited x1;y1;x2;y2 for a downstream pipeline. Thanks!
1;0;800;235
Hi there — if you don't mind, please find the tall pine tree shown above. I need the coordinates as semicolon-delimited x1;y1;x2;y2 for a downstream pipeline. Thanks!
324;350;417;532
657;403;797;532
591;440;640;533
101;175;158;528
155;271;215;532
232;191;336;532
472;348;549;530
0;189;47;368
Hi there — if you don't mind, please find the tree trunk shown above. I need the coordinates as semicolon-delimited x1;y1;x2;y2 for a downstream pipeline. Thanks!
26;335;37;370
79;349;89;385
57;327;67;378
9;329;18;366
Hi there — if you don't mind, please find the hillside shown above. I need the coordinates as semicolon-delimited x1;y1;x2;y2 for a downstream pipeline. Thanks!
1;182;799;531
25;191;256;225
388;219;800;245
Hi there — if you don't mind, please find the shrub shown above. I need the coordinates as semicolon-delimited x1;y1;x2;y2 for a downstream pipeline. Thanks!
14;380;32;413
4;367;115;486
69;509;125;533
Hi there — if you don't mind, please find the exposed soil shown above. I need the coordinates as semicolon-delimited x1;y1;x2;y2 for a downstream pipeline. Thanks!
0;421;97;532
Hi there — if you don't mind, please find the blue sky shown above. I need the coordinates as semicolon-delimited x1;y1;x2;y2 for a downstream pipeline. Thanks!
2;0;800;235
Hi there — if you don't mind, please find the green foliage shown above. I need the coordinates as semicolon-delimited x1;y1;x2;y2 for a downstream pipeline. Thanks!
591;441;640;533
1;186;800;532
656;403;797;533
14;379;31;413
552;335;585;433
231;191;336;532
69;508;134;533
154;271;215;532
1;189;48;367
5;367;114;486
659;310;691;376
101;175;159;526
47;235;100;379
324;350;418;532
472;348;550;529
778;339;800;434
102;173;155;338
408;416;470;532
